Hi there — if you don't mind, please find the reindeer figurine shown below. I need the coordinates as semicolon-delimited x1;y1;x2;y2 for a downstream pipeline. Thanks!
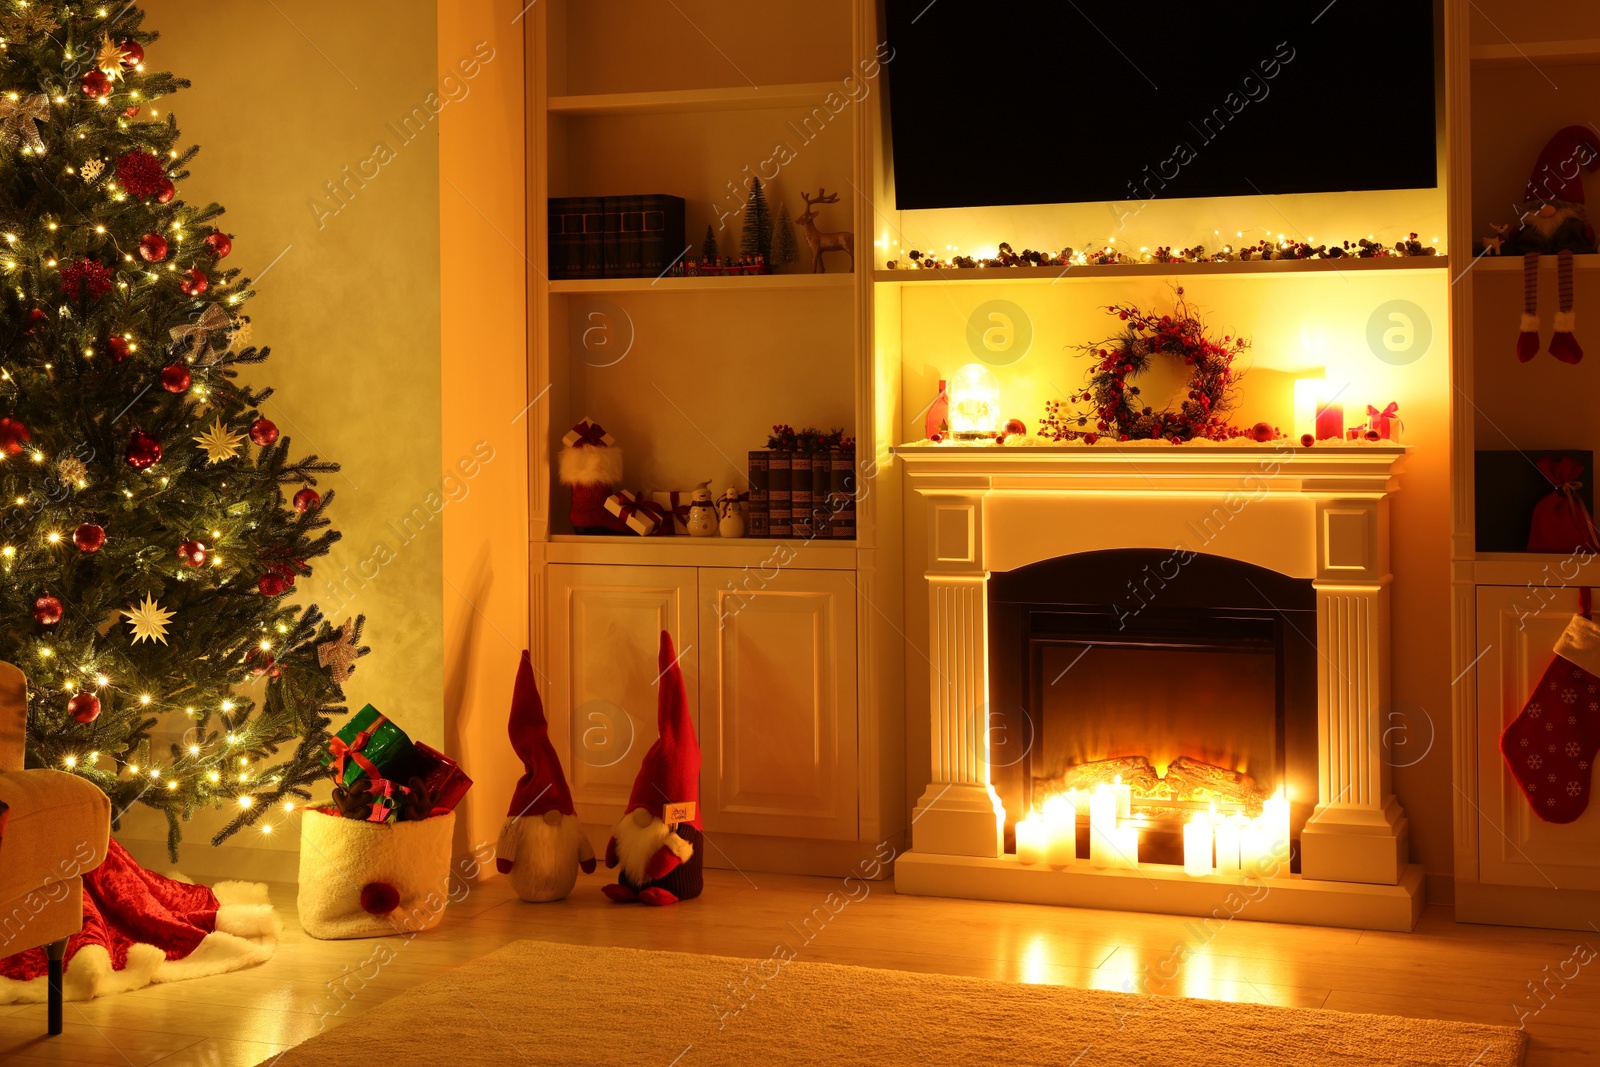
796;189;854;274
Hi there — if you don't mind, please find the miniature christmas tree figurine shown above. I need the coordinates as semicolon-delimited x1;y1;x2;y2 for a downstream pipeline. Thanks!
771;200;800;271
701;223;719;264
740;177;773;263
0;4;367;857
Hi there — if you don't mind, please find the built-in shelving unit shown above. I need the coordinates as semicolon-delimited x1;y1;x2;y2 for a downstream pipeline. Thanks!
549;273;852;294
1470;38;1600;68
1469;254;1600;272
548;82;842;116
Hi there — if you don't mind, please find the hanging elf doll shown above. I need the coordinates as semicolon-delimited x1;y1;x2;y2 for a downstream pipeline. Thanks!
1501;126;1600;364
1501;588;1600;822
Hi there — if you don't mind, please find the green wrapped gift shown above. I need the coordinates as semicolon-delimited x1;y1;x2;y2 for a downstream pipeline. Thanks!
322;704;417;789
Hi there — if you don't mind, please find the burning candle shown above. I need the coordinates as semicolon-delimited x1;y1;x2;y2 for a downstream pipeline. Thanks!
1042;796;1076;868
1015;817;1045;866
1088;786;1118;868
1263;794;1291;864
1215;814;1246;874
1315;398;1344;441
1240;818;1273;876
1108;825;1140;869
1112;775;1132;820
1183;814;1214;877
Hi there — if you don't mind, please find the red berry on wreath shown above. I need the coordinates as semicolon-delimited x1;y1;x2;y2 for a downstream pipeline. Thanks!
138;233;168;262
125;429;162;469
33;595;63;626
1250;421;1274;443
1084;433;1099;445
68;692;101;724
179;268;208;295
156;178;176;204
81;69;112;98
105;335;131;362
73;523;105;553
249;418;278;446
1299;433;1316;448
292;487;321;513
202;232;232;259
0;417;30;456
176;539;207;568
160;363;191;393
119;39;144;67
258;573;286;597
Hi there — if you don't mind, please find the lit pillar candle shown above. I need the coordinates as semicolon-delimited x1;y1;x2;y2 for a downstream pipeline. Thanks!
1314;382;1344;441
1015;817;1045;866
1108;825;1140;869
1089;786;1119;868
1112;775;1132;819
1264;794;1291;863
1214;814;1245;874
1240;818;1272;876
1183;815;1214;877
1042;797;1076;868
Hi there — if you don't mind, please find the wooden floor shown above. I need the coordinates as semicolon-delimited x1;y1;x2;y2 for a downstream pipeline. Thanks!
1;867;1595;1066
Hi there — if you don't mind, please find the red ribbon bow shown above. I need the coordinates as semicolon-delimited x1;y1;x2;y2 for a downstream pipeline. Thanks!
617;498;666;530
1366;402;1399;420
329;716;387;784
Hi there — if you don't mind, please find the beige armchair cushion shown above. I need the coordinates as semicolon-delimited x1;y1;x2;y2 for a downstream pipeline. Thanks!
0;770;110;957
0;661;24;774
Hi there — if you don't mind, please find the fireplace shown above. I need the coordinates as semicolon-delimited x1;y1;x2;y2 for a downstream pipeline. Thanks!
988;550;1318;868
891;443;1425;931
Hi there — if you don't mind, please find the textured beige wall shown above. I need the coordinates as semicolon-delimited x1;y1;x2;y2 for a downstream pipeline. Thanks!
122;1;445;877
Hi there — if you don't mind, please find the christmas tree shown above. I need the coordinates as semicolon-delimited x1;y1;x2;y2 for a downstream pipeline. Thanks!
0;5;366;857
740;177;772;261
701;223;718;263
771;201;799;270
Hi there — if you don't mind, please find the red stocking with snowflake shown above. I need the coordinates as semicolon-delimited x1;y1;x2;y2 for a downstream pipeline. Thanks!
1500;590;1600;822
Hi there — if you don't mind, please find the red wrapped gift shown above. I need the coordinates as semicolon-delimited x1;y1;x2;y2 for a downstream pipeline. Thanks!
1366;402;1402;442
410;741;472;813
647;490;694;535
1528;455;1600;553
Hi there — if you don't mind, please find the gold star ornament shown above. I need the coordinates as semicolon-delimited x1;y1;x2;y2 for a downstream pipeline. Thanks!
124;594;175;645
317;617;359;685
95;35;127;80
195;419;244;464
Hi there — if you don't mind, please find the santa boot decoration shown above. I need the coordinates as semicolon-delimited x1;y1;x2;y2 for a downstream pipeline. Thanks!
496;651;595;902
1499;591;1600;823
1518;252;1543;363
1550;250;1583;364
559;417;629;534
602;630;703;906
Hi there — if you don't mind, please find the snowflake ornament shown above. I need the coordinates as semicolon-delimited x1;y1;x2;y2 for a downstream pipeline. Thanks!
94;36;126;80
124;594;174;645
56;455;87;488
228;317;253;352
317;617;359;686
81;158;105;182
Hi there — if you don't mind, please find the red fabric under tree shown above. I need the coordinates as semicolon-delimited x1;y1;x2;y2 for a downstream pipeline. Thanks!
1500;589;1600;823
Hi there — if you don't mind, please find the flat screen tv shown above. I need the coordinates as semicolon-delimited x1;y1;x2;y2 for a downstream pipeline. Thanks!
885;1;1438;210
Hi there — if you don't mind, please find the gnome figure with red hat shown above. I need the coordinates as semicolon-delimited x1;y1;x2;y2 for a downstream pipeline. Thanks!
603;631;703;906
1500;125;1600;364
496;651;596;902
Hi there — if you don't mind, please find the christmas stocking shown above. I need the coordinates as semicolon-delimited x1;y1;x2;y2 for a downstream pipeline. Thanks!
1550;250;1583;364
1518;253;1543;363
1500;597;1600;823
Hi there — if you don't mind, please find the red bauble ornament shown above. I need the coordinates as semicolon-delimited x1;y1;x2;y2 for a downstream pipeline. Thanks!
0;417;30;456
258;573;286;597
125;429;162;469
68;692;101;724
73;523;105;553
1299;433;1316;448
928;431;944;444
202;232;232;259
105;335;131;363
81;69;112;99
1250;421;1275;443
249;418;279;446
33;595;63;626
176;539;207;568
1084;433;1100;445
138;233;169;262
1004;418;1027;437
246;646;278;677
122;106;140;118
160;363;191;393
119;39;144;67
116;150;166;198
1365;429;1382;442
292;487;321;513
179;269;208;295
25;308;47;334
156;178;175;204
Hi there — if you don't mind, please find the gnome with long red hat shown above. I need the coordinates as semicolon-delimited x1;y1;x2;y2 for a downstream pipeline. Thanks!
603;631;703;906
496;651;596;902
1503;125;1600;364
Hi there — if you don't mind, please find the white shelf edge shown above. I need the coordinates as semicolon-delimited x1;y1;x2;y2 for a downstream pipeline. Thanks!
1467;253;1600;272
548;81;842;117
545;534;859;571
1471;39;1600;68
873;257;1451;284
548;273;854;294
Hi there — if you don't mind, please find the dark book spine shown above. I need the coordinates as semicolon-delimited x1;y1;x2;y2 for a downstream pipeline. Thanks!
601;195;626;278
548;197;579;280
575;196;605;279
830;448;856;540
791;453;813;539
768;451;792;539
640;194;687;277
812;451;832;539
747;450;770;537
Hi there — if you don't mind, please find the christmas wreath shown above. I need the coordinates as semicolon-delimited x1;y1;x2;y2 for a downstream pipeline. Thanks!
1041;288;1257;444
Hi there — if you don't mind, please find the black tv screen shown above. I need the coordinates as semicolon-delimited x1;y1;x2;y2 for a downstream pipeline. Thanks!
886;1;1438;210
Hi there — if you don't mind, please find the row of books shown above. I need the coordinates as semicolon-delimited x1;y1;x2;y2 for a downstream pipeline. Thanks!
549;194;687;279
746;449;856;540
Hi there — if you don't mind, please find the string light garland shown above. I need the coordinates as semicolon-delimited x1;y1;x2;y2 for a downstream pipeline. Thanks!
884;232;1442;271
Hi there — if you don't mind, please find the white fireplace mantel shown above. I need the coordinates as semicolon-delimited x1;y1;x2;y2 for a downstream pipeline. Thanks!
891;441;1424;930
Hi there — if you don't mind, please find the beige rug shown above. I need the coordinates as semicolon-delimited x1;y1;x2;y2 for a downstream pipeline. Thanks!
261;939;1526;1066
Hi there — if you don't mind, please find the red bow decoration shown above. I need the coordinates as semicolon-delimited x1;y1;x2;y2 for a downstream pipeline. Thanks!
617;497;666;528
1365;402;1402;442
570;423;608;447
328;716;387;785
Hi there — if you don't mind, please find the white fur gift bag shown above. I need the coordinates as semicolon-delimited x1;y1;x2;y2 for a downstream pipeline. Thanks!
296;808;455;939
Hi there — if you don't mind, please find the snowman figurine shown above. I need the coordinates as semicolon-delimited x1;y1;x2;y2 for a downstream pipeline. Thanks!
686;482;719;537
717;487;746;539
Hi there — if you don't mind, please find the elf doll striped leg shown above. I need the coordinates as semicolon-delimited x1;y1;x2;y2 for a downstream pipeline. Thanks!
1550;249;1583;364
1518;251;1542;363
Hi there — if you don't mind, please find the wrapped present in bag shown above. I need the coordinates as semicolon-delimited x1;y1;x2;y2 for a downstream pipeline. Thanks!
297;808;456;939
1528;454;1600;553
410;741;473;813
322;704;418;789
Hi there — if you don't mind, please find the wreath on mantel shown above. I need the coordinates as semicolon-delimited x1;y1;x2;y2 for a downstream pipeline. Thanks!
1041;287;1269;444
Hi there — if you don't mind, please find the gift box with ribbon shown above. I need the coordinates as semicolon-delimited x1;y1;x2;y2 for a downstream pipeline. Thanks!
604;490;666;536
562;417;615;449
647;490;696;535
1366;402;1403;442
410;741;473;813
322;704;418;790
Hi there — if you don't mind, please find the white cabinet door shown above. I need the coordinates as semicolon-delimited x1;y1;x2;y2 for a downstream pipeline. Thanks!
545;564;697;825
1477;585;1600;890
698;568;858;840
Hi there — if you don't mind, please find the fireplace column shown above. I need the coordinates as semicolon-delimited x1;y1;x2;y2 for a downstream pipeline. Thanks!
1300;497;1410;884
911;489;1005;857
